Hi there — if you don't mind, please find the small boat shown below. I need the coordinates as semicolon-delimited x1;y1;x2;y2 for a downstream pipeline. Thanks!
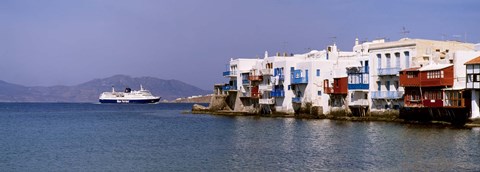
99;85;161;104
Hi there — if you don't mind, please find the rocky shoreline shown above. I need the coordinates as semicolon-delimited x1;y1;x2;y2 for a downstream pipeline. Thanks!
191;104;480;128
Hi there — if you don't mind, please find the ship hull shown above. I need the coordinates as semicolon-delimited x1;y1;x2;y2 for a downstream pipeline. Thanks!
99;98;161;104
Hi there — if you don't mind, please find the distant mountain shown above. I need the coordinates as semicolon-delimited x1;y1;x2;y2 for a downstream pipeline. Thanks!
0;75;211;102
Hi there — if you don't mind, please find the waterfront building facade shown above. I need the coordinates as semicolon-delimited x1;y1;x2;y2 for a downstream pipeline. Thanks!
217;38;478;118
347;39;372;116
368;38;474;113
465;46;480;119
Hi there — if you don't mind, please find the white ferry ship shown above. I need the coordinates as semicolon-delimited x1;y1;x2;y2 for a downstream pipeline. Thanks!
99;85;161;104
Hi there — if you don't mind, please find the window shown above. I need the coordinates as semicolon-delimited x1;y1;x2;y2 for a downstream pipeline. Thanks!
407;71;418;78
377;54;382;69
386;81;390;91
404;51;410;68
364;60;369;73
316;69;320;76
395;52;400;68
377;81;381;91
318;91;322;96
467;74;473;82
386;53;391;68
475;74;480;82
427;70;444;79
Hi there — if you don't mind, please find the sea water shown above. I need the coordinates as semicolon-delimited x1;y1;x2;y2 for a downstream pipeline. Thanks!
0;103;479;171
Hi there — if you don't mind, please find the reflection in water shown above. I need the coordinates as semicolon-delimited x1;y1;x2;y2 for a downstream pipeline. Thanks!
1;103;480;171
227;118;480;171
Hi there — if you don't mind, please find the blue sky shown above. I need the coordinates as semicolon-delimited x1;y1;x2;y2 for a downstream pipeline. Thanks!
1;0;479;89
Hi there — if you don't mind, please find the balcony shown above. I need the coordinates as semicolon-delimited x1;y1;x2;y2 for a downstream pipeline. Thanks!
222;85;232;91
422;99;443;107
259;84;273;91
444;99;465;108
324;87;334;94
347;66;369;74
278;74;285;81
292;97;302;103
371;91;404;99
251;92;260;99
324;78;348;94
378;67;401;76
259;98;275;105
261;69;273;76
223;71;237;77
291;77;308;84
248;75;263;81
349;99;369;106
348;84;369;90
270;90;285;97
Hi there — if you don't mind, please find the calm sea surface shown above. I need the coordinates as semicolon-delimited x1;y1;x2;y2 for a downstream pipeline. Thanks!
0;103;479;171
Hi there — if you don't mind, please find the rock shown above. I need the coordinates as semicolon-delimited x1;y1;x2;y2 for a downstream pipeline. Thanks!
192;104;209;111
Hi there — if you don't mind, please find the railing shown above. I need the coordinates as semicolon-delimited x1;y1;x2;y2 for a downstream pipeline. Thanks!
422;99;443;107
444;99;465;108
222;85;232;91
347;66;369;74
378;67;401;76
259;84;273;91
291;77;308;84
248;75;263;81
349;99;369;106
278;74;285;81
259;98;275;104
421;77;454;87
222;71;237;77
251;92;261;98
348;84;369;90
292;97;302;103
270;90;285;97
371;91;404;99
261;69;273;76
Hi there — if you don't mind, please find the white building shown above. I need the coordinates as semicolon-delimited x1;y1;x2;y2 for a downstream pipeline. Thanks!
464;45;480;119
346;39;372;116
368;38;474;112
218;38;477;117
220;43;361;115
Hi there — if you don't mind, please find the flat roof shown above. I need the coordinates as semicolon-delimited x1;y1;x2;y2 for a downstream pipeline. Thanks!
400;67;421;72
418;64;453;71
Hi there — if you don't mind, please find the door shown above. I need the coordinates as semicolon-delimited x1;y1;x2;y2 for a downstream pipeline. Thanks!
365;60;369;73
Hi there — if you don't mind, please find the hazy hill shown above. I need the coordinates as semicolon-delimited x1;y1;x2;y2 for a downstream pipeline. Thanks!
0;75;211;102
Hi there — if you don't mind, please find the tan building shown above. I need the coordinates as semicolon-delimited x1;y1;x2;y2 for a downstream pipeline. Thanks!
368;38;475;112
